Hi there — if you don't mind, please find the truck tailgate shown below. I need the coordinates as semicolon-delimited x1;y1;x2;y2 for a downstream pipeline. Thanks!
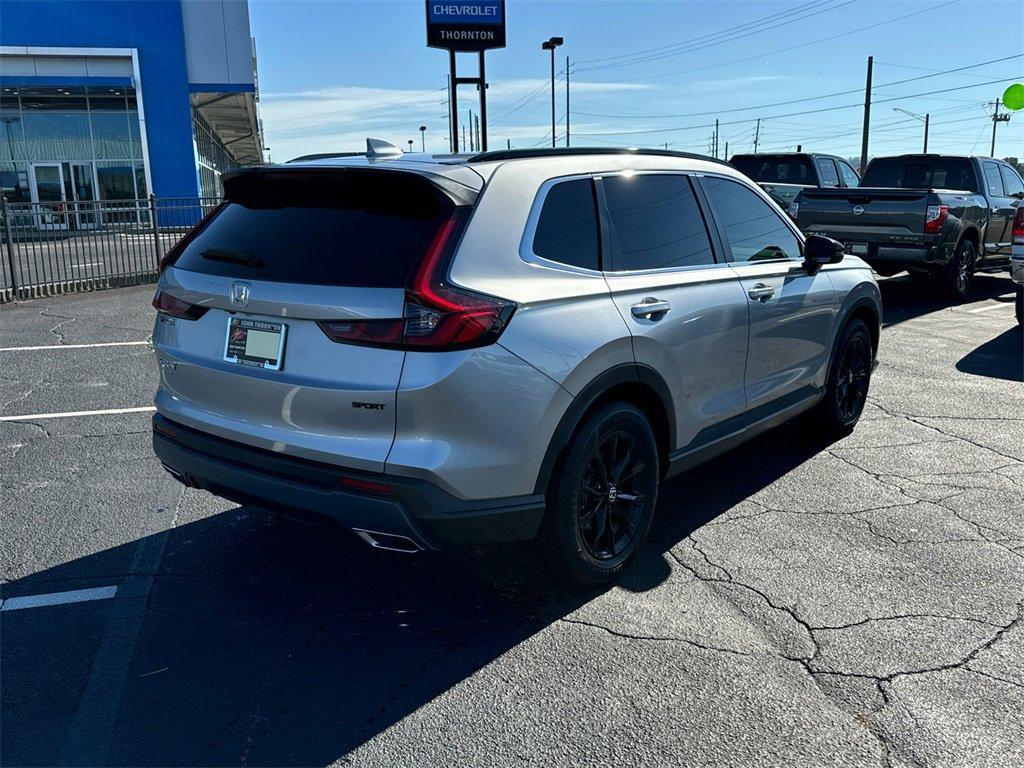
797;187;931;243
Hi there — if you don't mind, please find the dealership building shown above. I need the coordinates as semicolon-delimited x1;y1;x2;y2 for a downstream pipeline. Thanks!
0;0;264;208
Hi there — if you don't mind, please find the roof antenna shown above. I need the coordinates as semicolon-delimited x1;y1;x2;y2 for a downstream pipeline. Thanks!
366;138;402;158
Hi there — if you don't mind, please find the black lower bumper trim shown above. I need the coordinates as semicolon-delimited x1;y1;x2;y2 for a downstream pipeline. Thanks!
152;414;545;549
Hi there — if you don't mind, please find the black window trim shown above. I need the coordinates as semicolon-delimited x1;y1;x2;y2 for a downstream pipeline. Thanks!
594;170;727;276
694;171;806;265
520;173;604;275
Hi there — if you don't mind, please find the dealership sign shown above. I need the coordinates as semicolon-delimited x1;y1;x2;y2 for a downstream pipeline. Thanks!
426;1;506;51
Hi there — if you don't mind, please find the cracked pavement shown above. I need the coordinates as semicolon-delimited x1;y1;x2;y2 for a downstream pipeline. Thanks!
1;275;1022;767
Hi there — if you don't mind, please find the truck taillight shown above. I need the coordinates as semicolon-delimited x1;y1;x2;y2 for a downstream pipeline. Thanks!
924;204;949;235
1012;206;1024;245
787;201;799;221
318;212;516;351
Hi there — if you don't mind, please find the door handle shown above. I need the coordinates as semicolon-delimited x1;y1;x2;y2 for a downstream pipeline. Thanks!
630;298;671;319
747;283;775;301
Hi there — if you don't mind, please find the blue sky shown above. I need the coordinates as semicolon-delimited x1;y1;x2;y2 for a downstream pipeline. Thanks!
249;0;1024;163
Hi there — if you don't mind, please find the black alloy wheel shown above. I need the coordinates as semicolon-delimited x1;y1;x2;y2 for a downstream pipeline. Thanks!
578;431;649;561
834;331;872;423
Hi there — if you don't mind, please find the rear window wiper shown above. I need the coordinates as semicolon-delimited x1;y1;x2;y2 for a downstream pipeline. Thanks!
199;248;265;269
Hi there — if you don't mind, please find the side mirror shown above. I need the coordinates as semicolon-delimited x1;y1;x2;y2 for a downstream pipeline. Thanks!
802;234;845;274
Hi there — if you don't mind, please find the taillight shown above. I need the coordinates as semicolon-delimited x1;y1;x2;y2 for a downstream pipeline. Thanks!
1012;206;1024;245
787;201;799;222
924;204;949;235
318;211;516;351
152;290;209;320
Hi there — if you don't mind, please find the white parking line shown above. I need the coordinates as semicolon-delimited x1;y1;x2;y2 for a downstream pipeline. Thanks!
0;406;156;422
0;586;118;612
0;341;150;352
968;302;1015;313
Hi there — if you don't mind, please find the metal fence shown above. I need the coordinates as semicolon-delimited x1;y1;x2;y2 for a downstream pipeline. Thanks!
1;196;221;303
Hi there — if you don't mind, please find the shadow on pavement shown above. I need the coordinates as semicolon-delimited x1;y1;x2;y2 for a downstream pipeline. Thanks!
0;422;837;767
879;273;1014;328
956;326;1024;383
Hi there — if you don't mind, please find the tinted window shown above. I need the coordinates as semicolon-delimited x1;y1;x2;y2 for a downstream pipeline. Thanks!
983;162;1005;196
602;174;715;271
815;158;840;187
999;164;1024;197
704;177;801;262
861;157;977;191
730;154;815;185
170;172;454;287
837;160;860;187
532;178;599;270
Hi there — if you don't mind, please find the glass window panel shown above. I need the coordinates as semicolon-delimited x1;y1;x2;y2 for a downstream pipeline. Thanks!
532;179;599;270
22;110;91;161
91;111;132;159
134;162;148;199
815;158;840;187
0;112;26;162
96;161;137;200
999;164;1024;198
704;176;801;262
0;162;31;202
603;174;715;271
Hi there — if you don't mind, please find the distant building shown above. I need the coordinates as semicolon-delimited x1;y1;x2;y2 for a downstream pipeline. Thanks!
0;0;264;209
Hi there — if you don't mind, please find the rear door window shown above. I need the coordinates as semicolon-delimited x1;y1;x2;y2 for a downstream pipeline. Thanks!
169;171;455;287
532;178;600;270
602;174;716;271
983;162;1005;197
815;158;840;187
703;176;801;262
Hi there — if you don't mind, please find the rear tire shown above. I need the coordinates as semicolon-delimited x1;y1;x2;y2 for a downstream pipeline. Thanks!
536;402;660;588
1016;286;1023;326
816;318;874;437
941;239;976;299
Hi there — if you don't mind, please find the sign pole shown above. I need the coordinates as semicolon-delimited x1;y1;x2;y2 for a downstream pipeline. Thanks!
478;50;488;151
449;49;459;154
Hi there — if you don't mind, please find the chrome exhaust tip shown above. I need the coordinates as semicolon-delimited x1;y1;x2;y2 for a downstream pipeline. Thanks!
353;528;423;553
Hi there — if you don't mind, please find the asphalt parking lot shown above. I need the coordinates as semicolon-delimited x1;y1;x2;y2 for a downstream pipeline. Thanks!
1;275;1022;767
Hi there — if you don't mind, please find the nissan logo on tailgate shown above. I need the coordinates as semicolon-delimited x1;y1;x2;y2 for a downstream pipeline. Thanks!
229;282;251;308
852;205;865;216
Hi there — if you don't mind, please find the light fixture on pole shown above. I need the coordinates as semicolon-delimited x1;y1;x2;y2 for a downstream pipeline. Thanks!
541;36;564;148
408;140;414;152
419;125;427;153
893;107;930;152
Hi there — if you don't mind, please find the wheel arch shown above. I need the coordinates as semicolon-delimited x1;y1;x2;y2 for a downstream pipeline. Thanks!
533;364;675;495
826;291;881;387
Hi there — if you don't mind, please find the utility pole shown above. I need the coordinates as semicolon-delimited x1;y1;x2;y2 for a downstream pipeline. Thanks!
991;99;1010;156
714;118;719;158
753;118;760;153
467;109;474;151
724;141;728;161
924;113;929;153
475;113;481;153
860;55;873;173
462;124;467;152
565;56;571;147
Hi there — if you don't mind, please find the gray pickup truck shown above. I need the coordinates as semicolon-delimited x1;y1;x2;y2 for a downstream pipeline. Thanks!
794;154;1024;297
730;152;861;211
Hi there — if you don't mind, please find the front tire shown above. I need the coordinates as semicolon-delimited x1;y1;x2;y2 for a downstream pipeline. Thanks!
536;402;660;588
817;318;874;436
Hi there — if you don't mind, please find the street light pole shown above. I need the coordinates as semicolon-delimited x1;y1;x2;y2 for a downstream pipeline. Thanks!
419;125;427;153
541;37;563;149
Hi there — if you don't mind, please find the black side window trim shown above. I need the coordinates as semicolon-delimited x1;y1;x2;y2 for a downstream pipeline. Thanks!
594;172;724;273
694;173;805;264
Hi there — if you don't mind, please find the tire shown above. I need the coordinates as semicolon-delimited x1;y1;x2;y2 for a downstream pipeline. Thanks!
536;402;660;588
816;318;874;437
941;239;976;299
1016;286;1023;326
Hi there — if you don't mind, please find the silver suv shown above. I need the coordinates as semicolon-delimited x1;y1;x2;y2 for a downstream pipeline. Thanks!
151;145;881;586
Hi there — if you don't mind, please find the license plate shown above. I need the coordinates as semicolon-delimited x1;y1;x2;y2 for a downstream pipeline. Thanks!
849;243;868;255
224;317;287;370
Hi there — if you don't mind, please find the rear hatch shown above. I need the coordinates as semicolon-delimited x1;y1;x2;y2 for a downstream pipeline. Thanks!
151;165;479;472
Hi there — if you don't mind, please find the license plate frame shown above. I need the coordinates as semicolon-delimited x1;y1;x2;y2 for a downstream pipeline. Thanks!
223;317;287;371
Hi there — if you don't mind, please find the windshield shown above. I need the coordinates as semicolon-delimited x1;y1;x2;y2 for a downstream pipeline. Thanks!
730;155;816;185
861;157;977;191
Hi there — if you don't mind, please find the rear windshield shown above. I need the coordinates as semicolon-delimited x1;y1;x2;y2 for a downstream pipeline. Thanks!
730;155;815;185
169;171;455;287
861;157;977;192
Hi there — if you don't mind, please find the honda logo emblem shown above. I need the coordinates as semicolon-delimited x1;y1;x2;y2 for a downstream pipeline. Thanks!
229;282;251;308
852;205;865;216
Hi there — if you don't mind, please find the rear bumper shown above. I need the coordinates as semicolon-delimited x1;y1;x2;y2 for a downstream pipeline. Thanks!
860;242;949;269
152;414;545;550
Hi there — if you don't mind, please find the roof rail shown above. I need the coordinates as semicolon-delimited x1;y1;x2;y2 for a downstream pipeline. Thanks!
466;146;732;167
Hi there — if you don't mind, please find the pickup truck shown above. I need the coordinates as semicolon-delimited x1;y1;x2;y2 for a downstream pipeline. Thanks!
793;154;1024;297
729;152;861;211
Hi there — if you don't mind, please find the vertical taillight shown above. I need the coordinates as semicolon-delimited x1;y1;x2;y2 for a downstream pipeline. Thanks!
1012;206;1024;245
318;210;516;351
152;290;209;320
924;204;949;235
